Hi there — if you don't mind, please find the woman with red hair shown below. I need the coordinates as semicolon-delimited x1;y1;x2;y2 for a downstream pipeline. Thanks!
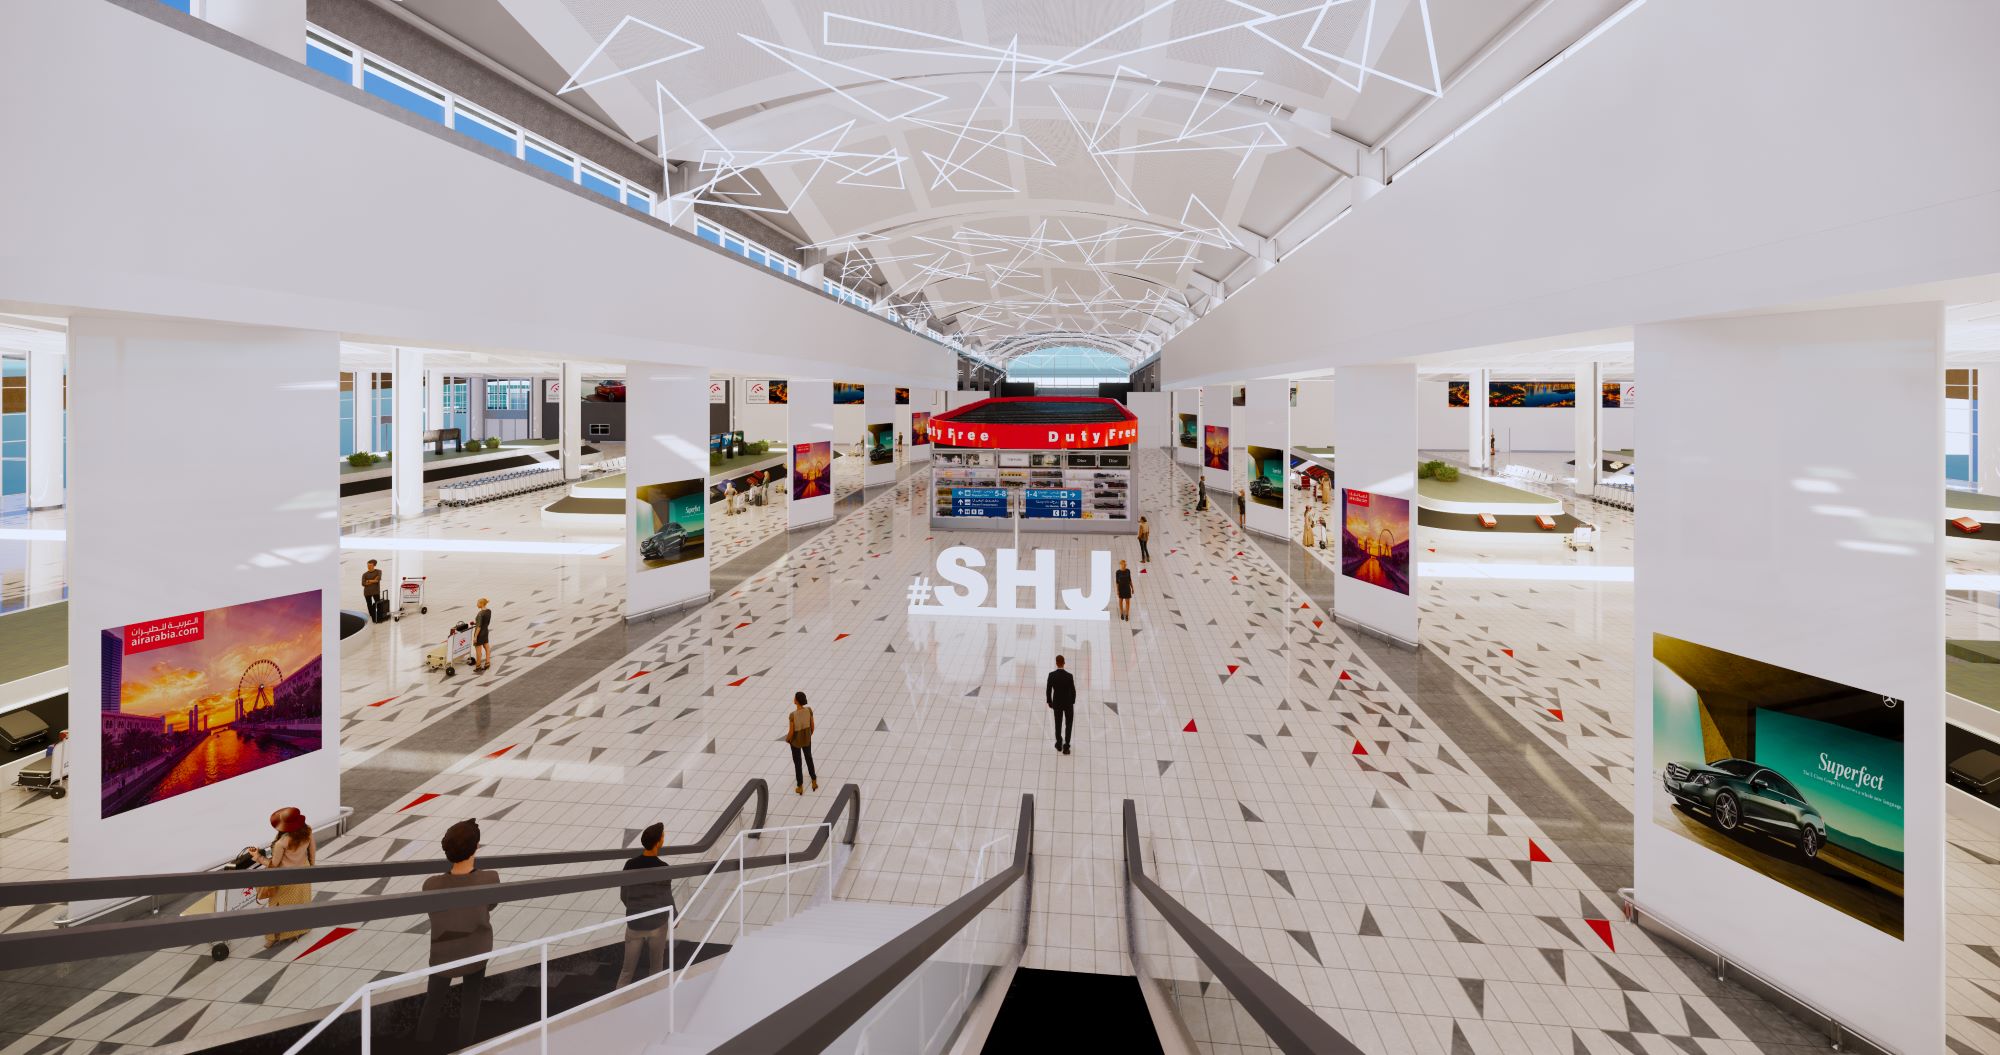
250;807;316;947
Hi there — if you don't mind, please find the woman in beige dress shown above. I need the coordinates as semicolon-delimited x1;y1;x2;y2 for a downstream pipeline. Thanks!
251;807;316;946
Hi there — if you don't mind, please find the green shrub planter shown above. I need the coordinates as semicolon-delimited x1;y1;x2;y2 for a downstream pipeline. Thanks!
1434;465;1460;483
484;437;501;450
347;452;377;468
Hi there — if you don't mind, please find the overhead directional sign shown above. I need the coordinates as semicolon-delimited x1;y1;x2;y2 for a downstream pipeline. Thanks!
950;487;1010;518
1023;488;1082;519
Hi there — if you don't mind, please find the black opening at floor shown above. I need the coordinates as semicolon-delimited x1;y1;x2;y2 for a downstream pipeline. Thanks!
983;968;1162;1055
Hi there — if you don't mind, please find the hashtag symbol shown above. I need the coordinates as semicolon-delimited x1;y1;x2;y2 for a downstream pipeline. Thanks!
906;577;934;606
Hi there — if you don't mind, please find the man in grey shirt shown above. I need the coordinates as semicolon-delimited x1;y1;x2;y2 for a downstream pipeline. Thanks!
419;819;498;1046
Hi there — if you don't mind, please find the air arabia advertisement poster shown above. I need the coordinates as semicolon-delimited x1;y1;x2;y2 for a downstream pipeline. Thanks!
1339;489;1410;595
792;441;832;500
1651;633;1905;938
1202;425;1229;470
100;591;324;819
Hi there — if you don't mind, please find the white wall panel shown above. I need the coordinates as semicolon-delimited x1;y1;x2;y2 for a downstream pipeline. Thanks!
1633;304;1943;1053
66;316;340;894
626;368;709;617
789;380;835;528
0;1;948;387
1128;392;1169;449
1165;0;2000;385
1333;365;1418;643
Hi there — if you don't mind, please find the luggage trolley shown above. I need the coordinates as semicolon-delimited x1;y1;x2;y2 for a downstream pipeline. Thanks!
427;619;476;678
396;576;428;620
182;852;265;961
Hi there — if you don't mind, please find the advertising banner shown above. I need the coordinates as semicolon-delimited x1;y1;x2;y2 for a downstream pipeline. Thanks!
1246;445;1285;508
1447;381;1470;407
1340;489;1410;595
746;380;769;405
834;382;864;405
895;387;910;405
634;479;705;570
1177;413;1197;448
911;412;931;445
768;380;789;404
792;441;832;500
1488;380;1576;407
1651;633;1905;937
100;590;323;820
709;380;726;404
1202;425;1229;470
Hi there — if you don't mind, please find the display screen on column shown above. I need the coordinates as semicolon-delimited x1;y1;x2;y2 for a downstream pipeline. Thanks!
1024;489;1082;519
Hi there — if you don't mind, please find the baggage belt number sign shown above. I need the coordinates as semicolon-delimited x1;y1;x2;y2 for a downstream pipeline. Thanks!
951;488;1011;518
1024;488;1082;519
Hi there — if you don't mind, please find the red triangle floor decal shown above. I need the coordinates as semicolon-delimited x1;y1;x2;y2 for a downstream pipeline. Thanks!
293;926;357;960
485;744;517;760
368;696;398;708
1585;918;1615;952
1528;839;1552;863
1183;719;1198;732
727;676;750;687
1351;740;1368;755
1226;665;1240;675
627;670;650;680
834;633;849;641
398;793;438;812
1502;648;1515;658
1338;670;1353;681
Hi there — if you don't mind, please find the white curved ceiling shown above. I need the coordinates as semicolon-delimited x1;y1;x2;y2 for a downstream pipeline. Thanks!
415;0;1624;363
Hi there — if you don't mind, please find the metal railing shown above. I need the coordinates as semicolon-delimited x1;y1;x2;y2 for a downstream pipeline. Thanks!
711;793;1035;1054
286;812;848;1055
1122;799;1361;1055
0;779;772;967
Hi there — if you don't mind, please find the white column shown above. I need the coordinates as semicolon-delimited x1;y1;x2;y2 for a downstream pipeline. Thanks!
560;360;585;481
863;383;896;488
1199;384;1232;496
1978;365;2000;496
1573;362;1600;499
426;368;446;433
626;366;709;618
1333;364;1418;644
26;345;63;509
391;346;423;519
1242;380;1289;541
1291;380;1335;449
1466;368;1490;469
66;316;340;890
1633;303;1942;1055
788;380;835;528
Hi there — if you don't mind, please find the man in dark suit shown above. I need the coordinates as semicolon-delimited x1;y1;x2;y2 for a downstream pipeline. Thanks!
1046;655;1076;755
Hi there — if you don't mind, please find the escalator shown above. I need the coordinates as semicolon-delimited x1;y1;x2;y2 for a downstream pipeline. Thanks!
982;968;1163;1055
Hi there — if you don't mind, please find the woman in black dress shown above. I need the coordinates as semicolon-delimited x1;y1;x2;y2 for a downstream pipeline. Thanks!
473;597;492;672
1115;560;1134;621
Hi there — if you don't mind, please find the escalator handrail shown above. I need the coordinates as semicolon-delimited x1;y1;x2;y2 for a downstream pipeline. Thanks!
0;779;769;908
712;793;1034;1055
1123;799;1362;1055
0;783;858;971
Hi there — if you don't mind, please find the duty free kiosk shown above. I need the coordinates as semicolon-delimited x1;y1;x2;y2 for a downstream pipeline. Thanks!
928;396;1138;535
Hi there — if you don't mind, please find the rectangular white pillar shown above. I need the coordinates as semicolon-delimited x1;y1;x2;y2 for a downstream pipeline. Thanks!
904;388;935;464
391;346;423;518
426;368;446;434
1291;380;1335;450
1333;364;1418;644
789;379;835;528
1976;365;2000;496
1242;380;1290;541
1172;389;1200;466
1574;362;1600;499
27;345;63;509
1199;384;1232;497
863;383;896;488
560;360;585;481
1633;303;1942;1054
66;316;340;894
625;366;709;618
1466;368;1490;469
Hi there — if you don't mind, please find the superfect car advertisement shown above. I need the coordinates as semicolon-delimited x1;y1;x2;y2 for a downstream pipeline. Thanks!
1651;633;1904;938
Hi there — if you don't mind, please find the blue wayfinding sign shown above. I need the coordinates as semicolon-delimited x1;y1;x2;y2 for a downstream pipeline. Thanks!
951;488;1010;518
1024;488;1083;519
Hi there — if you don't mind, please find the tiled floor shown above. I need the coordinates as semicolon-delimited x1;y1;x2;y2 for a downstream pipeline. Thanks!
0;446;1977;1053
